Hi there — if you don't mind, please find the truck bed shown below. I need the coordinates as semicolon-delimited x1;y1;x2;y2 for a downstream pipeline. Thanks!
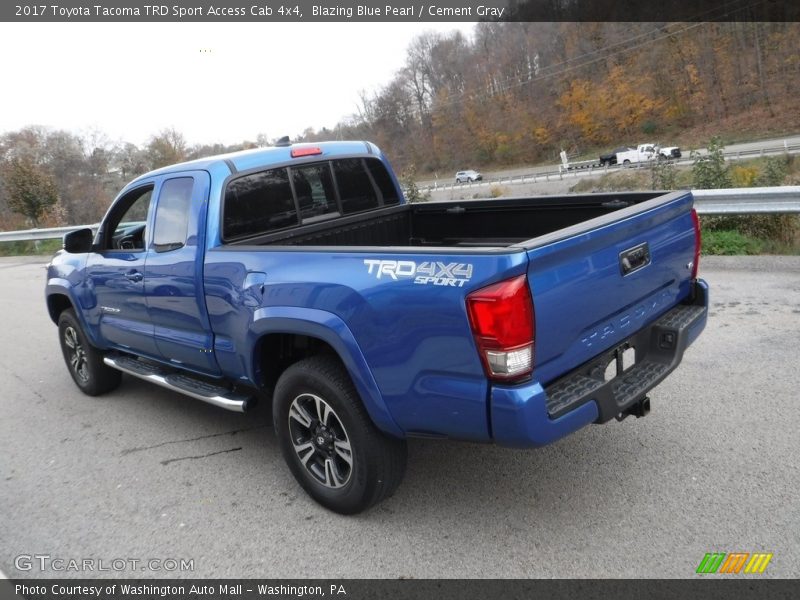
223;192;665;249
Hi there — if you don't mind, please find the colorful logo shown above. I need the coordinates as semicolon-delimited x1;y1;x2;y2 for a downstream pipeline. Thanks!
696;552;773;574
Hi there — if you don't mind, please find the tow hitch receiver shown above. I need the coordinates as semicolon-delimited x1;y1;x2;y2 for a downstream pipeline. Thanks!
616;396;651;421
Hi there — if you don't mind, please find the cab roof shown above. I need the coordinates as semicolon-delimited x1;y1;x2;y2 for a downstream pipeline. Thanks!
129;140;380;184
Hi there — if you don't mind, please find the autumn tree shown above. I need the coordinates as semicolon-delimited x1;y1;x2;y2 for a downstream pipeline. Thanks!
558;79;606;144
146;128;187;170
1;157;59;227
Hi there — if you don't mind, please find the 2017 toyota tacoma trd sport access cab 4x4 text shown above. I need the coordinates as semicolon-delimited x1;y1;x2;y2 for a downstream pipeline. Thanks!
45;141;708;514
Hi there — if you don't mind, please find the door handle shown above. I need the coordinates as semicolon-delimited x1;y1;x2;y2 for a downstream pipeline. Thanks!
125;271;143;283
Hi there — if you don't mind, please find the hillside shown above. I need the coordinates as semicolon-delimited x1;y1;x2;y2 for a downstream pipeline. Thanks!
302;22;800;176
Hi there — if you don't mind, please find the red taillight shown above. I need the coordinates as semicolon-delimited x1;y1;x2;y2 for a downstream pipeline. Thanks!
290;146;323;158
466;274;535;382
691;208;701;279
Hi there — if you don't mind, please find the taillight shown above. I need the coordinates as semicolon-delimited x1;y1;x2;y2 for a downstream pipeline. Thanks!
290;146;323;158
691;208;701;279
466;274;534;382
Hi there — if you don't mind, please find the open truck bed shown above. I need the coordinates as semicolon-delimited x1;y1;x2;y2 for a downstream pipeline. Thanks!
224;192;669;249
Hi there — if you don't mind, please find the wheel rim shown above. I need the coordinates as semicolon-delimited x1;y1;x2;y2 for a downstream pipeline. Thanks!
63;326;89;383
288;393;353;489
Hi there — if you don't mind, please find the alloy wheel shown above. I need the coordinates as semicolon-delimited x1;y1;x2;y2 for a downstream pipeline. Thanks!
288;393;353;489
63;326;89;383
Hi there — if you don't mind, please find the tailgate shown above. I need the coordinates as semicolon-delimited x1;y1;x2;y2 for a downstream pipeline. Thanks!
523;191;697;385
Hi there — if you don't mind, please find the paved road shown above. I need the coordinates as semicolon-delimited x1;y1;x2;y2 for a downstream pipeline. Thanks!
419;133;800;190
1;256;799;578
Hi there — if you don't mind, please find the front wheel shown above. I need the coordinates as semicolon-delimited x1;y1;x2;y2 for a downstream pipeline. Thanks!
58;309;121;396
273;355;407;514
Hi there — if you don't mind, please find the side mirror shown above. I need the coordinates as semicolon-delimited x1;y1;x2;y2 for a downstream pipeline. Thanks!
63;228;94;254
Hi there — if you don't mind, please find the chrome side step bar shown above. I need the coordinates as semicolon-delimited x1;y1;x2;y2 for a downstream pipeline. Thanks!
103;354;252;413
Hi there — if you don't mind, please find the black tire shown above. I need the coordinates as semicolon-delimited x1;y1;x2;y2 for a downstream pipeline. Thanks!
58;309;121;396
273;355;407;514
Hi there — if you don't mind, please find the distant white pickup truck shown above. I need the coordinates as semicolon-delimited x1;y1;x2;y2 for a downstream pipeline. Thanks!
617;144;682;165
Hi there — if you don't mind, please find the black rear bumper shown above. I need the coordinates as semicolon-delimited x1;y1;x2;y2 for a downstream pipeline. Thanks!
545;280;708;423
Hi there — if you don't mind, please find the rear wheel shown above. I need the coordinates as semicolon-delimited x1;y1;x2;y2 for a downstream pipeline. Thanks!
273;355;407;514
58;309;121;396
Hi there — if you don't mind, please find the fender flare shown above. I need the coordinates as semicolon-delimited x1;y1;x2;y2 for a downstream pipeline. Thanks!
249;306;404;438
45;281;103;347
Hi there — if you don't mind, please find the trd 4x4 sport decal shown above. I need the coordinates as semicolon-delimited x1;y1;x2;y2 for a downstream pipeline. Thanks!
364;260;473;287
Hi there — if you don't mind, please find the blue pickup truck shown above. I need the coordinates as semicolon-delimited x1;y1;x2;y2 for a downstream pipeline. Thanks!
45;141;707;513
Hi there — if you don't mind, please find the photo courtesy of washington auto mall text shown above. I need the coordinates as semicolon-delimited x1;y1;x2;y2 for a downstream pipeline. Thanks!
14;583;349;598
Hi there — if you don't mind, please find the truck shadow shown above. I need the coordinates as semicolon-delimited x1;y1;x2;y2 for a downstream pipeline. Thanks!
111;375;655;526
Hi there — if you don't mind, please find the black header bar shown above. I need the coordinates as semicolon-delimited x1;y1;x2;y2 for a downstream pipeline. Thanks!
2;0;799;22
3;579;800;600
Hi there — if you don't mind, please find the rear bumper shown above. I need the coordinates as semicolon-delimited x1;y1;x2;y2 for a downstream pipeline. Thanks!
490;279;708;448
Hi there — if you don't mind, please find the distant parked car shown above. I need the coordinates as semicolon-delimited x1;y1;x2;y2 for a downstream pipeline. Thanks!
455;170;482;183
599;146;633;166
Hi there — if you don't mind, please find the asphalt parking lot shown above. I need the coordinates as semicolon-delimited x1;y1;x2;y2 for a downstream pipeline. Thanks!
1;255;798;578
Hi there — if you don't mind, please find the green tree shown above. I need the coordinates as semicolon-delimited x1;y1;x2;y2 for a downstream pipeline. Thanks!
398;164;430;203
1;157;59;227
691;137;731;189
756;155;788;187
651;157;677;190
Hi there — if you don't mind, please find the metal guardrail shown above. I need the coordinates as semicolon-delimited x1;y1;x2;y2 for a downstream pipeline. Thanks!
0;187;798;244
0;224;98;243
692;186;800;215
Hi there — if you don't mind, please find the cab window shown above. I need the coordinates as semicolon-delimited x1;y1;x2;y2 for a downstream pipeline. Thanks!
153;177;193;252
103;186;153;251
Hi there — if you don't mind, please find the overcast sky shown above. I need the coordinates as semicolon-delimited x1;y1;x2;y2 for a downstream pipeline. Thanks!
0;22;474;147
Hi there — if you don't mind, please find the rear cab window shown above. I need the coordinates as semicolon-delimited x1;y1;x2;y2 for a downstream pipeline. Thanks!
292;163;339;223
222;157;399;242
224;168;297;240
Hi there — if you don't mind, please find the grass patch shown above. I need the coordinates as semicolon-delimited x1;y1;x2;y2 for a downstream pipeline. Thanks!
701;214;799;247
0;238;61;257
702;230;763;255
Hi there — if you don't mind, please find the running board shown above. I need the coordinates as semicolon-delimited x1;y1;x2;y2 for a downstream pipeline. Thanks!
103;354;252;413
